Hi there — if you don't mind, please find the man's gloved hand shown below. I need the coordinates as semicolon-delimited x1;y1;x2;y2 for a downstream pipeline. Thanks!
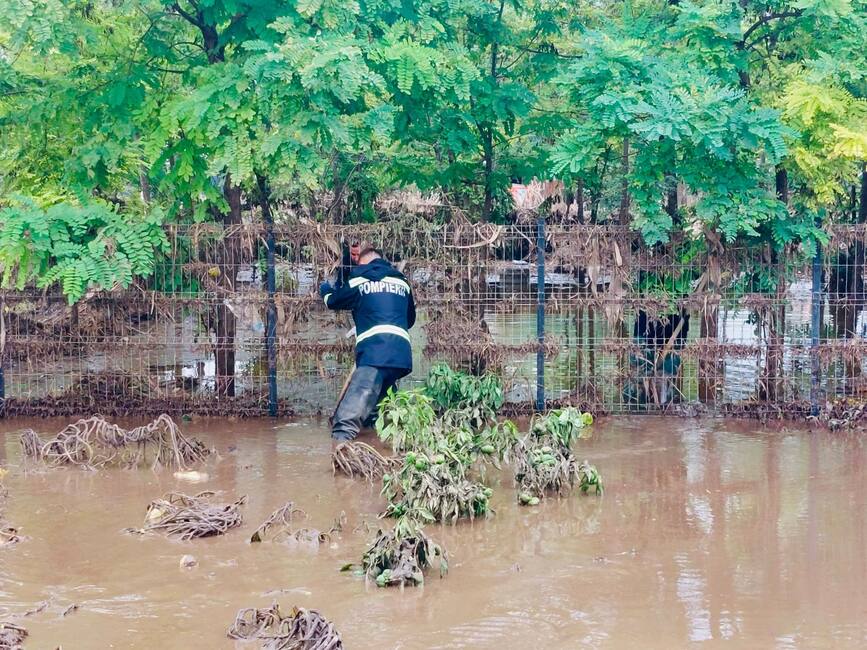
319;281;333;298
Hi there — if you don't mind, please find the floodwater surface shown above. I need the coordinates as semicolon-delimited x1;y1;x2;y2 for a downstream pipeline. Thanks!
0;417;865;649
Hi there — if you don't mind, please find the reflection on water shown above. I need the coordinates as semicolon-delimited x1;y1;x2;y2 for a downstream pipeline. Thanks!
0;417;865;648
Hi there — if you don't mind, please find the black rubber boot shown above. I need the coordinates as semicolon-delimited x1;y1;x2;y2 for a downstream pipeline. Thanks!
331;366;386;441
361;375;399;428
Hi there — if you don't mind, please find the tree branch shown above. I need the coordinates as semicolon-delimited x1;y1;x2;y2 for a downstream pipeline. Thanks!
172;2;203;29
738;10;803;49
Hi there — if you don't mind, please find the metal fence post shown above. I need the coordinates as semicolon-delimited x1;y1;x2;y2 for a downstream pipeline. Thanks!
536;215;546;412
259;179;279;417
810;242;823;417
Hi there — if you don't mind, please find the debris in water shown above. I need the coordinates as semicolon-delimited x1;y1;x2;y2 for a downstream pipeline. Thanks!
20;414;210;471
180;554;198;569
61;604;78;617
19;429;42;460
227;602;343;649
0;622;26;649
577;461;603;494
0;527;22;546
250;502;307;543
0;475;18;546
173;470;210;483
126;491;245;540
331;441;398;481
356;516;447;588
21;601;48;617
251;503;345;546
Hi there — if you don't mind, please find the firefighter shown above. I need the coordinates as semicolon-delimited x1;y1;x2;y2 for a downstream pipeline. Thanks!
319;242;416;441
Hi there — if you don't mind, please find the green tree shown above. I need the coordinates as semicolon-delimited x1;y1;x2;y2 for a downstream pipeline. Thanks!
368;0;565;221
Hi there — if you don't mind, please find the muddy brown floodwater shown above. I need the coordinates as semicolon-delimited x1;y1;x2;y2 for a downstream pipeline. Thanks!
0;417;865;649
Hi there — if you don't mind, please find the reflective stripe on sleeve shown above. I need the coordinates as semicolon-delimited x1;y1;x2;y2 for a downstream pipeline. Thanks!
323;293;332;305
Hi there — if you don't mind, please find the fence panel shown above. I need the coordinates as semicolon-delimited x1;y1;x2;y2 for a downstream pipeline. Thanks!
1;220;864;420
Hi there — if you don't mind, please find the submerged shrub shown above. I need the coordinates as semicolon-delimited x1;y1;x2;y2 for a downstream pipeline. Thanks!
359;516;448;588
515;407;602;503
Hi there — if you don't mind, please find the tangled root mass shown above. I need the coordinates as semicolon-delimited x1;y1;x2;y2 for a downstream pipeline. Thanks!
128;491;245;540
331;442;398;481
20;414;210;471
227;603;343;650
0;622;26;650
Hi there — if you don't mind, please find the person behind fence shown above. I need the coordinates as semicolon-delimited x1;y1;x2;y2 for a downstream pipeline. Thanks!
319;242;416;441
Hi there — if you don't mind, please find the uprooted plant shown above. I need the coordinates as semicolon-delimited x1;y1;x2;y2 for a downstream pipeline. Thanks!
251;502;345;546
381;449;492;523
227;602;343;649
0;622;27;650
514;408;602;504
20;414;210;470
331;441;399;481
126;491;245;540
353;515;448;588
250;502;308;543
374;366;518;524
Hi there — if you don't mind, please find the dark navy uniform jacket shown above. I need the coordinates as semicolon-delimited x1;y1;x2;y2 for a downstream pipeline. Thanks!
320;258;416;373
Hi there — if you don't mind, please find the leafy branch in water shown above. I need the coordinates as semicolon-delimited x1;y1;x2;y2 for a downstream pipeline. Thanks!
375;389;437;453
374;365;518;524
381;450;492;523
359;515;448;588
516;408;602;504
424;363;505;415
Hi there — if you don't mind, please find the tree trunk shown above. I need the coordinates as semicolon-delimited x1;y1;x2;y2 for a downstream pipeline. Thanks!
258;175;278;415
480;2;504;222
666;172;678;224
139;171;151;204
826;164;867;391
699;303;719;403
860;161;867;223
576;180;585;224
588;306;596;389
763;168;788;402
215;181;242;397
615;139;630;404
481;126;494;221
699;238;722;404
619;139;630;225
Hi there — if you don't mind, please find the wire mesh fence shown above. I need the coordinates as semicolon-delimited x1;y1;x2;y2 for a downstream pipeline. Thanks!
2;218;866;420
